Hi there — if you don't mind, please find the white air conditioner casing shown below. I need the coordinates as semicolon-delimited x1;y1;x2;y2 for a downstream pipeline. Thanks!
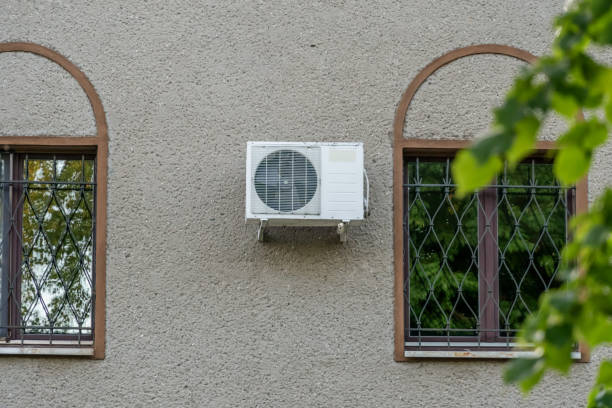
245;142;365;232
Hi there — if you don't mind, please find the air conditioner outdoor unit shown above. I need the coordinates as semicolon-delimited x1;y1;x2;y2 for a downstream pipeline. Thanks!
245;141;367;242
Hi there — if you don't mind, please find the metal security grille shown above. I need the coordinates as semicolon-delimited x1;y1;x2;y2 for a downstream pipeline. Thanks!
403;156;573;349
0;153;95;344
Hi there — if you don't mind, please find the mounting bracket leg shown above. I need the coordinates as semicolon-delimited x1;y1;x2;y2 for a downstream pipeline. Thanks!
257;220;268;242
337;222;349;243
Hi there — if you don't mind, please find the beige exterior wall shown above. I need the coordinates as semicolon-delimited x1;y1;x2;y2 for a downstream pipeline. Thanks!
1;1;610;406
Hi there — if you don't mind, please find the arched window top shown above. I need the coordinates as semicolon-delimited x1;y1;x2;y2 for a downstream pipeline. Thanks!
0;42;107;359
393;44;536;146
0;42;108;142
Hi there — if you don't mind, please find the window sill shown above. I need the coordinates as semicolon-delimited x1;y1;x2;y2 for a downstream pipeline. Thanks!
0;341;94;356
404;349;582;359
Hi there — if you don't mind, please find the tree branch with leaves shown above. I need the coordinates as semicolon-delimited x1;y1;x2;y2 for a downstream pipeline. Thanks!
451;0;612;406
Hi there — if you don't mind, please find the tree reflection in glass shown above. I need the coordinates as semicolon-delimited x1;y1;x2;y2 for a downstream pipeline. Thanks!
20;156;94;335
497;161;567;337
405;157;568;340
406;158;479;337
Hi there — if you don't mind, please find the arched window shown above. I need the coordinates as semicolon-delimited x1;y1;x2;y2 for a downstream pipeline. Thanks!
0;42;108;359
392;44;588;361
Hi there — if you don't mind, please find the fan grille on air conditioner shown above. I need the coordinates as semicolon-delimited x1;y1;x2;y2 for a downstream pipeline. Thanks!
251;148;320;214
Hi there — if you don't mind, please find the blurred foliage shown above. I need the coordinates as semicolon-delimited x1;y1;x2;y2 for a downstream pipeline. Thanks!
449;0;612;405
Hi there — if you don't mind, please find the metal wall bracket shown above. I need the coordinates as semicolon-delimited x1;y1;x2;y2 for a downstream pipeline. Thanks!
256;220;350;243
257;219;268;242
337;221;349;243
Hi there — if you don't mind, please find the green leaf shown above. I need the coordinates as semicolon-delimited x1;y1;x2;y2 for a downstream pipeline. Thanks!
557;122;586;148
558;119;608;150
590;9;612;45
558;32;587;53
471;132;513;163
494;97;524;128
591;0;612;19
588;266;612;287
584;121;609;149
554;147;590;184
452;151;502;196
588;361;612;407
504;357;546;393
545;323;574;348
544;342;574;373
541;57;571;84
579;312;612;346
504;357;540;385
519;368;546;394
589;388;612;408
594;390;612;408
583;225;611;247
552;91;580;118
507;116;540;163
596;361;612;387
605;100;612;123
548;291;578;314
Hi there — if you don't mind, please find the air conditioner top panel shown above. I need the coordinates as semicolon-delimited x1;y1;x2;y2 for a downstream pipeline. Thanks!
247;141;362;147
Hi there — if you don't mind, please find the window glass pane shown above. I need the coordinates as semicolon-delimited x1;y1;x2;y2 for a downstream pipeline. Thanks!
406;158;479;337
404;156;571;343
20;156;94;336
497;160;567;337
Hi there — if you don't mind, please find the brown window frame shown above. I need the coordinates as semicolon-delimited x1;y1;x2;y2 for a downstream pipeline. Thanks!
392;44;589;361
0;42;108;359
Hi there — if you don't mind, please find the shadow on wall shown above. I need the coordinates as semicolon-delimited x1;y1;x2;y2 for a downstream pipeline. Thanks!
253;226;347;246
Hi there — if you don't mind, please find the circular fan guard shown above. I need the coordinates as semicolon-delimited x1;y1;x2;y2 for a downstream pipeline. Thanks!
254;149;317;212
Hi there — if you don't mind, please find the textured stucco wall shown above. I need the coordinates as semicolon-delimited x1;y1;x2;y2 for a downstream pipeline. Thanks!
1;1;610;407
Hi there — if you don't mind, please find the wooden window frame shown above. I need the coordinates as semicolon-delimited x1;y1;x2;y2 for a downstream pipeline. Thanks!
392;44;589;361
0;42;108;359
